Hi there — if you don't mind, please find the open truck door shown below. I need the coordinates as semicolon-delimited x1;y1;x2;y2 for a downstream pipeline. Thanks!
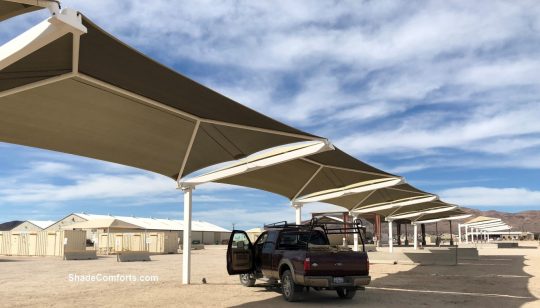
227;230;254;275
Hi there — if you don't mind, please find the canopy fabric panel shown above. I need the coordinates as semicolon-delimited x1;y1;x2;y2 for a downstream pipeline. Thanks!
0;0;42;22
375;201;455;218
0;33;73;92
78;18;313;138
325;183;432;210
464;216;499;224
216;148;396;200
414;208;468;222
0;12;319;179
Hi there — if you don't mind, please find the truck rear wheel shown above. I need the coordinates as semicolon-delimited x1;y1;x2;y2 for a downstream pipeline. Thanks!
239;274;256;287
281;270;303;302
337;288;356;299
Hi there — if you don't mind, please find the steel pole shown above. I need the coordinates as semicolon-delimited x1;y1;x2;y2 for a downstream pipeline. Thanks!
182;187;193;285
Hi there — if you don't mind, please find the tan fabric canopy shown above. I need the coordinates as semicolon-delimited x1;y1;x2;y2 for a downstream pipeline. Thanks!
211;148;398;200
62;218;141;230
464;216;499;224
0;11;321;180
375;200;456;219
324;183;434;211
413;208;469;223
0;0;43;22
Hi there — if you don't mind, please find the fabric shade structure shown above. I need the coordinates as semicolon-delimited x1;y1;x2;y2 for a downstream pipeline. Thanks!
458;216;510;244
0;5;326;181
182;147;401;201
61;218;142;230
464;216;501;226
481;225;511;232
475;223;508;230
324;183;437;213
412;208;471;224
0;2;332;284
383;201;457;220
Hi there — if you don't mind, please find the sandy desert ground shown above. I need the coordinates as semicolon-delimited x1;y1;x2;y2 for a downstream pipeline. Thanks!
0;242;538;307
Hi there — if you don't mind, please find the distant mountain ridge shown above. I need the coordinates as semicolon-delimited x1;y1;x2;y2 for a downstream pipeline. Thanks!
461;208;540;233
421;208;540;234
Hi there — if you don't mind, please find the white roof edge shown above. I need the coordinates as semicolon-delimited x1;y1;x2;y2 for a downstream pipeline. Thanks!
72;213;230;232
27;220;56;229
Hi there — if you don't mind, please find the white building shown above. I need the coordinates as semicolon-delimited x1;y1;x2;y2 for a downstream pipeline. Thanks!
47;213;231;245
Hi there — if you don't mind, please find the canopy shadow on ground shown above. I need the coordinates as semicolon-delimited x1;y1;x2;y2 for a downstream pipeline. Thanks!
230;254;536;307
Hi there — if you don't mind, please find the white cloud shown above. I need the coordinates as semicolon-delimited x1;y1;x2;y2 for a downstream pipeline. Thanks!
30;162;73;174
336;102;540;156
0;173;176;203
439;186;540;206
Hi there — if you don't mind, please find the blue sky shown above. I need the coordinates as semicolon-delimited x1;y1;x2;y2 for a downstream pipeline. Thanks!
1;1;539;229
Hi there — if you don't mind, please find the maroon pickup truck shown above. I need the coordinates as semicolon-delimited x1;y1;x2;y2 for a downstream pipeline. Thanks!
226;220;370;301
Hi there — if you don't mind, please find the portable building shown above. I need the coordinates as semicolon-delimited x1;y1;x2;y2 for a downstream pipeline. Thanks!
0;220;55;231
0;230;86;256
56;213;231;253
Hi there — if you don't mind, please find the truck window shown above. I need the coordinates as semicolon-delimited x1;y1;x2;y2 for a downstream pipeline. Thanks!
277;231;328;250
255;232;268;245
231;232;250;249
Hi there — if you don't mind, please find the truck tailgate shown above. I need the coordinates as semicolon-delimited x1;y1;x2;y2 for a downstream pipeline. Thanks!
306;250;369;277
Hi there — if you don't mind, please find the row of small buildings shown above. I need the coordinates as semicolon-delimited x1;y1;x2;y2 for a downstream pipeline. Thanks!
0;213;231;256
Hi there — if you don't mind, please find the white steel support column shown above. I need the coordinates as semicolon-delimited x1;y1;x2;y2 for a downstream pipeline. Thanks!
352;214;359;252
458;224;462;244
413;224;418;250
182;186;193;285
388;220;393;253
292;203;302;225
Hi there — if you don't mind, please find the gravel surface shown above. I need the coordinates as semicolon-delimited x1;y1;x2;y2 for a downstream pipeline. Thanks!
0;242;538;307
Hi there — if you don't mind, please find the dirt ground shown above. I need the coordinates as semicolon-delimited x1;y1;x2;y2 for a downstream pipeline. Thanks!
0;242;538;307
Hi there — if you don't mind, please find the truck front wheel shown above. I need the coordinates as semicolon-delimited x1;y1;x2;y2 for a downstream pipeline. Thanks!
239;274;256;287
336;288;356;299
281;270;303;302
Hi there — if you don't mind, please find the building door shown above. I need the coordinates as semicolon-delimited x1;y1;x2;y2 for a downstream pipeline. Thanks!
11;234;20;255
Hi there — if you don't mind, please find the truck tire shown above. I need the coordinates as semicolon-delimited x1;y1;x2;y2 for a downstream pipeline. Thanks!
281;270;303;302
336;288;356;299
239;274;256;287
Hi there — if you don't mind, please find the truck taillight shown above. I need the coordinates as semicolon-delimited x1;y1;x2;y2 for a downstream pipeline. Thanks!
304;258;311;271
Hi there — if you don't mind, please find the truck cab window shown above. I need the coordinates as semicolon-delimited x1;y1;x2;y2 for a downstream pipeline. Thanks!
278;231;329;250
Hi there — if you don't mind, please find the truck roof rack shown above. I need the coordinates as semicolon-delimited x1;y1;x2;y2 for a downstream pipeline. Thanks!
264;217;367;235
264;217;368;251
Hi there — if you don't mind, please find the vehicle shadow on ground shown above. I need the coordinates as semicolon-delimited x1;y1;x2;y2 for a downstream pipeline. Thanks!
0;259;24;262
230;254;537;307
